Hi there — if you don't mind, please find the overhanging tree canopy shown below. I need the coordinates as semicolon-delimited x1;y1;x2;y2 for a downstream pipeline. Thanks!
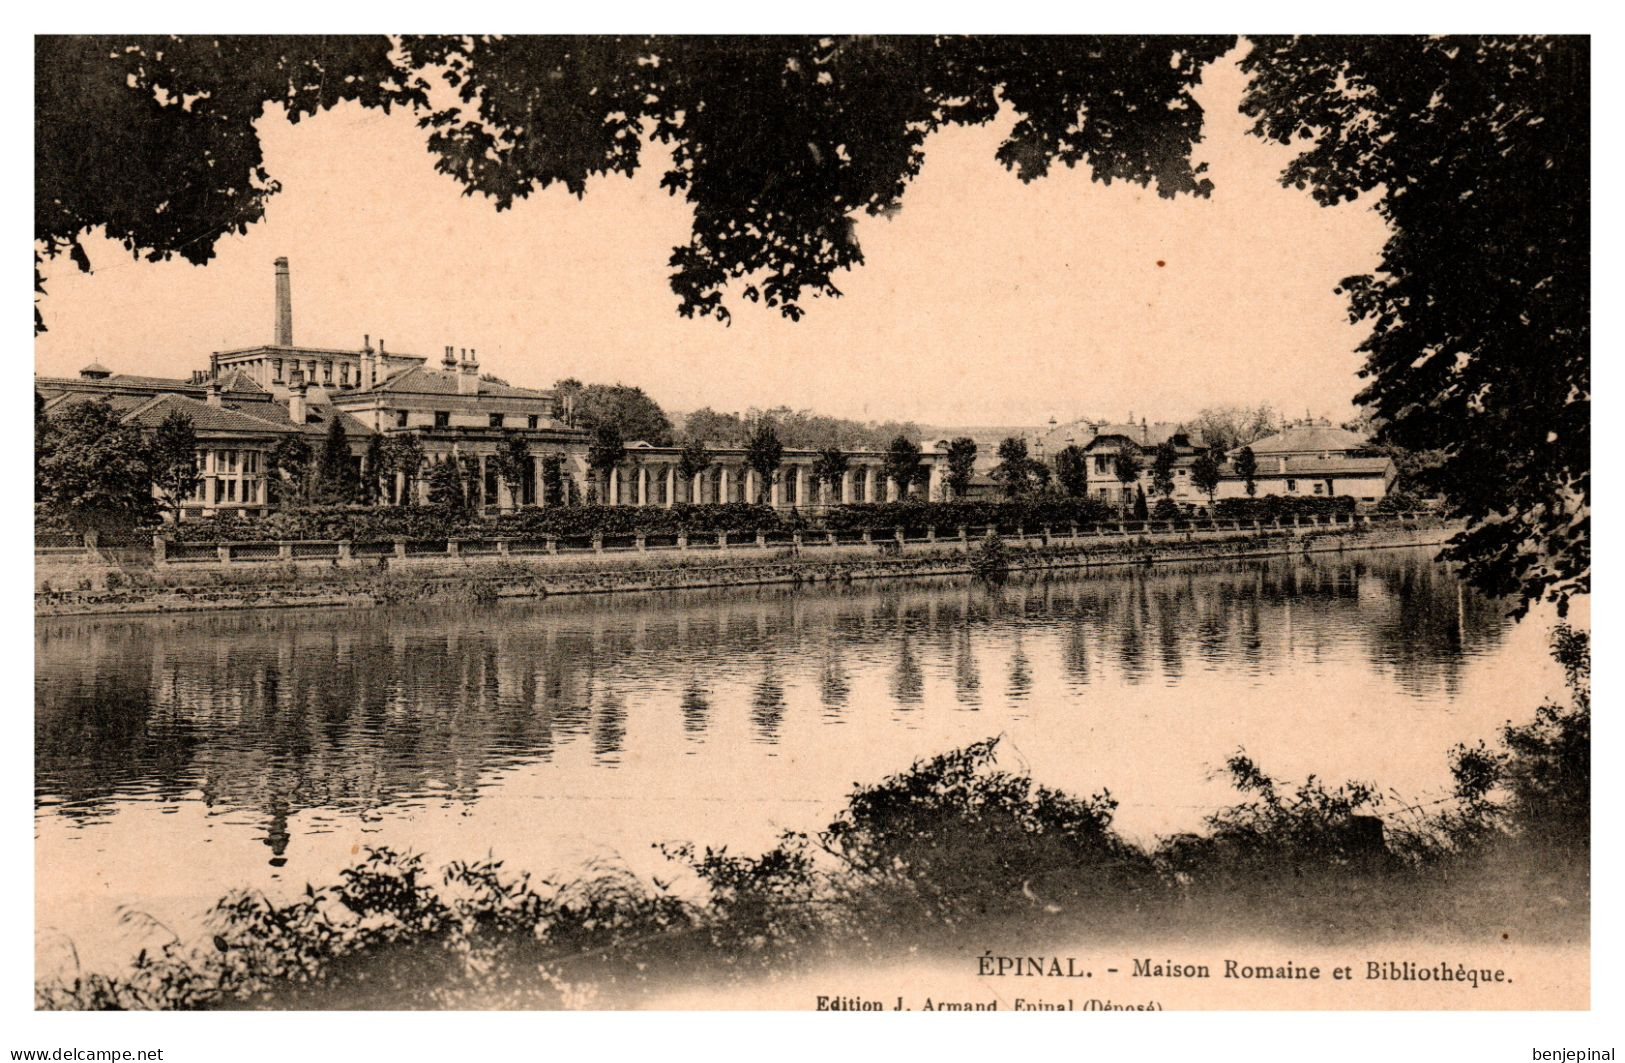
34;35;1588;612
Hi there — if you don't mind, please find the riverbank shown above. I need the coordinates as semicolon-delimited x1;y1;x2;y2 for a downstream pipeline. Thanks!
35;520;1453;617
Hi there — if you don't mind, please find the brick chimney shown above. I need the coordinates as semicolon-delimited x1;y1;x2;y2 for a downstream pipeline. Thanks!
206;380;222;407
360;334;375;390
274;258;294;346
458;347;480;396
442;345;457;370
288;369;308;425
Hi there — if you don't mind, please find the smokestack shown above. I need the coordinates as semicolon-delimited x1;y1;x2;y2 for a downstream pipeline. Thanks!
274;258;293;346
443;345;456;370
361;334;375;390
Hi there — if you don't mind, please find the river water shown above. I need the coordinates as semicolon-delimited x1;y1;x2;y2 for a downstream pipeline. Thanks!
34;547;1565;975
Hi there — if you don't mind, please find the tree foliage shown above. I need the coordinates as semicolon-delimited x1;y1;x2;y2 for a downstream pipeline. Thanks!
1190;452;1222;504
1149;442;1177;500
943;437;978;500
36;400;156;533
743;420;784;503
1240;36;1587;613
810;445;849;495
992;437;1033;498
1052;444;1089;498
35;36;419;333
1187;403;1278;454
316;416;358;504
1234;446;1259;497
882;435;923;498
558;381;673;446
151;410;200;522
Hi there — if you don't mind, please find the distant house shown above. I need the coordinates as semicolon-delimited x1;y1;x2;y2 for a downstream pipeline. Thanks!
1218;420;1396;505
1081;421;1211;508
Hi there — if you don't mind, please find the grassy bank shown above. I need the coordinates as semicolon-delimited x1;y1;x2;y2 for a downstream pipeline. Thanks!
37;626;1588;1011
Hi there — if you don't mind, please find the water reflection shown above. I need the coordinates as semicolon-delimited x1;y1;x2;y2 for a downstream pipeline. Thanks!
38;549;1513;852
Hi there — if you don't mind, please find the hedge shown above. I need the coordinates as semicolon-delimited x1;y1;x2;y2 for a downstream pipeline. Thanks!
1212;495;1359;521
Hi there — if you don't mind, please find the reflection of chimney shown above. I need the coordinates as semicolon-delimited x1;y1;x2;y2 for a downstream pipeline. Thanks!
288;369;308;425
274;258;293;346
459;346;480;396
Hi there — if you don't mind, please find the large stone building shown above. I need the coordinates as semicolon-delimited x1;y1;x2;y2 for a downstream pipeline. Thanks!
37;259;949;519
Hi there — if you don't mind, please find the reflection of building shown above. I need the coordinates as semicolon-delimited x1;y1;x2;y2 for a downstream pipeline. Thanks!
36;259;950;518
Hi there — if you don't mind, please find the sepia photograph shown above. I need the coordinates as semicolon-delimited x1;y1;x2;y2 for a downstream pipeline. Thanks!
21;24;1596;1049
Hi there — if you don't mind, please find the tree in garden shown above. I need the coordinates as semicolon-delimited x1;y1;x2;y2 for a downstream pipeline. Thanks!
35;391;54;503
743;420;784;504
267;435;312;506
1188;403;1278;453
459;453;483;511
558;381;674;445
1234;445;1259;498
1133;484;1149;521
1190;451;1223;508
426;458;465;513
1150;441;1178;501
992;437;1033;497
943;437;978;500
883;435;922;500
541;454;566;505
1029;460;1052;492
1053;444;1088;498
811;445;849;503
679;407;746;446
587;423;626;503
494;430;532;508
151;410;200;523
360;433;386;505
1113;448;1143;514
387;434;426;505
316;415;359;504
676;438;713;503
36;399;156;533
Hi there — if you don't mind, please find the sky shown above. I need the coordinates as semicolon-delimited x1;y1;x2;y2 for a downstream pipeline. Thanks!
33;49;1392;428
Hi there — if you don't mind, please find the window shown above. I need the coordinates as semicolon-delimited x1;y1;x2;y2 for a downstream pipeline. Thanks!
528;415;539;430
396;410;409;428
273;359;284;383
1313;482;1324;495
322;363;333;384
1286;479;1297;492
340;363;350;386
489;413;505;428
226;480;237;502
434;411;450;428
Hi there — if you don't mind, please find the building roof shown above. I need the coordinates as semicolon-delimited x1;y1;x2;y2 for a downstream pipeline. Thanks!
356;364;549;400
1242;423;1371;456
1084;422;1206;450
1223;455;1394;478
213;369;267;394
120;394;297;435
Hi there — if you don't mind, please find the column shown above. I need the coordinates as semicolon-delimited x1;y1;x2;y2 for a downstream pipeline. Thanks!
770;470;782;509
535;455;548;507
793;465;806;508
840;469;853;504
746;468;759;504
637;465;649;507
665;465;677;508
607;465;620;506
863;466;876;503
720;466;733;504
692;473;703;505
928;457;943;502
